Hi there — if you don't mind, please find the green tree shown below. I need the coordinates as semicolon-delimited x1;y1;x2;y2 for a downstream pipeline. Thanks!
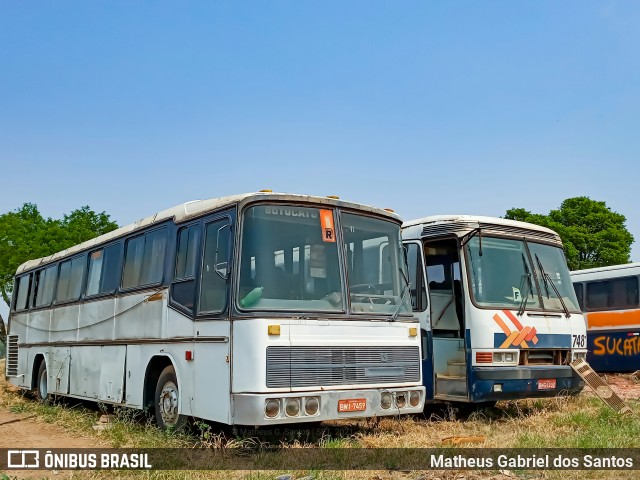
505;196;634;271
0;204;118;343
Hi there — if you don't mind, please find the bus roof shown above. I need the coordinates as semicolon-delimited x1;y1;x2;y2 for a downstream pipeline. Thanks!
571;262;640;279
402;214;562;244
17;192;401;274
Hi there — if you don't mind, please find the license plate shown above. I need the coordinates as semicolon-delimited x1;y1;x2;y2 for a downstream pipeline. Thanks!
537;379;556;390
338;398;367;412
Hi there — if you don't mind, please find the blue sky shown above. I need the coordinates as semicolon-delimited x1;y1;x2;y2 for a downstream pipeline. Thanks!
1;1;639;314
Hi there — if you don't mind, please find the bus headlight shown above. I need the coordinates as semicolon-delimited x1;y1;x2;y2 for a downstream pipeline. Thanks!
265;399;280;418
304;397;319;416
409;390;421;407
285;398;301;417
381;392;392;409
395;392;407;408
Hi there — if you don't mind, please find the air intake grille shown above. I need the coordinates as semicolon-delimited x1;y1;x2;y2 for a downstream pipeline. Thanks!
266;346;420;388
6;335;19;377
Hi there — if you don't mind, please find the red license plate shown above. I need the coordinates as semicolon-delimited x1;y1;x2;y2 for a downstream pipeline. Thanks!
537;379;556;390
338;398;367;412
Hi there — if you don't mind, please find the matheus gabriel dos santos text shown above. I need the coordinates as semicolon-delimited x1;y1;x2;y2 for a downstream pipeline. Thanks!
431;454;634;469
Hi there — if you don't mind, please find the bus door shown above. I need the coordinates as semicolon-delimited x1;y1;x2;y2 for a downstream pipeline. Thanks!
423;238;468;401
404;242;434;401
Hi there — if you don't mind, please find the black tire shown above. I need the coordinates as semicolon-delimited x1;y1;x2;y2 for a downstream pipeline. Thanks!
154;365;188;430
35;361;51;405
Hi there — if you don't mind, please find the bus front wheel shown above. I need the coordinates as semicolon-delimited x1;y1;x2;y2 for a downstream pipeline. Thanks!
36;361;51;405
154;365;188;430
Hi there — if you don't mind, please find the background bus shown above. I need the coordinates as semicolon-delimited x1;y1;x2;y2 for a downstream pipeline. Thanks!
571;263;640;372
402;215;586;404
5;192;425;428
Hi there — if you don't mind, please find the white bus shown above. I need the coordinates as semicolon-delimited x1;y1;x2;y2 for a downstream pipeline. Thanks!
571;263;640;372
5;192;425;428
402;215;587;404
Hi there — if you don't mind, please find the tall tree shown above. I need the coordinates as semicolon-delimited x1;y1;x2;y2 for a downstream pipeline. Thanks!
505;196;634;271
0;204;118;343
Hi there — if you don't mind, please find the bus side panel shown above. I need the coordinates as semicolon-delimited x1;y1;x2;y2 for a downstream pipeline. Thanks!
78;298;116;341
124;345;143;407
114;292;165;340
48;347;71;394
25;309;50;345
70;346;102;398
587;329;640;372
51;305;80;343
99;346;126;402
193;337;232;424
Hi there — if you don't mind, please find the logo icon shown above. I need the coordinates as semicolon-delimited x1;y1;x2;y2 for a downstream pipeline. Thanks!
493;310;539;348
7;450;40;469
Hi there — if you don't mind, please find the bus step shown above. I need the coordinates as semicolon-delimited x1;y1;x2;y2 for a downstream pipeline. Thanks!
447;360;467;377
436;374;467;397
570;359;632;415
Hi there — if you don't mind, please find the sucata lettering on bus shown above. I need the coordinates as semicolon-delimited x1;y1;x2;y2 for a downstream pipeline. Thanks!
264;206;319;219
593;335;640;357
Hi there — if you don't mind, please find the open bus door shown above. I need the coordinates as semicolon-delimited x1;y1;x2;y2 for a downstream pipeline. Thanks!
404;242;435;402
423;238;469;402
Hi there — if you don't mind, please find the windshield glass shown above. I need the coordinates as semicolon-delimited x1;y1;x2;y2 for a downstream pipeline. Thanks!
466;237;542;309
238;204;343;311
466;236;581;313
527;242;581;313
341;213;412;315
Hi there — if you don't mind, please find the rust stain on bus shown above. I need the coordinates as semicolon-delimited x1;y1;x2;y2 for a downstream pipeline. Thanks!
145;292;164;302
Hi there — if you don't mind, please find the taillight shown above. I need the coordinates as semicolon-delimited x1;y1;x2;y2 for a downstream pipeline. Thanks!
476;352;493;363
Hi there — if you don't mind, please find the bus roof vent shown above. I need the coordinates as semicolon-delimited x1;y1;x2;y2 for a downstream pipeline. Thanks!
421;221;478;239
477;223;561;244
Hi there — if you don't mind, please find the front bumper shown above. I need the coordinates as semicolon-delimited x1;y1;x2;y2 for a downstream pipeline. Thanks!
231;386;426;426
469;366;584;402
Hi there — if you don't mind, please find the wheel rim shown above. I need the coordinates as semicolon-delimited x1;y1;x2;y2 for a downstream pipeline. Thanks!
39;368;48;399
158;381;179;425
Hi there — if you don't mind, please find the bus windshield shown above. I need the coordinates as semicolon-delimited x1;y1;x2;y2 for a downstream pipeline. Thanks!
237;204;411;315
341;213;412;315
466;236;580;313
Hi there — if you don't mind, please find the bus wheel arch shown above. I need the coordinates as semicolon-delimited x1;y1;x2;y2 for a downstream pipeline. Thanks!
33;355;51;404
143;356;188;430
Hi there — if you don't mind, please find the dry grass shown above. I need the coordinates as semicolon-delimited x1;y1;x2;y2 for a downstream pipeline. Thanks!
1;358;639;480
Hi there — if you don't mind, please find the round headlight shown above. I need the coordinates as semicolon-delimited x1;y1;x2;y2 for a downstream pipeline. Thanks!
381;392;392;409
395;392;407;408
304;397;319;416
409;390;420;407
265;399;280;418
285;398;301;417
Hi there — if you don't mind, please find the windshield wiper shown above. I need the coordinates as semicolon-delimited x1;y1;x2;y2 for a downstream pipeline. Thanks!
390;267;412;322
534;253;571;318
460;227;483;256
517;253;533;316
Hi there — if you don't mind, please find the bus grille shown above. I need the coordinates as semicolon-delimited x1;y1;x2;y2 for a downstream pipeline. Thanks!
266;346;420;388
6;335;19;377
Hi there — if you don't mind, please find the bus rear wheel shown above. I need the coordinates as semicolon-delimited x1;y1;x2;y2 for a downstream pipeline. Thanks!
36;361;51;405
154;365;188;430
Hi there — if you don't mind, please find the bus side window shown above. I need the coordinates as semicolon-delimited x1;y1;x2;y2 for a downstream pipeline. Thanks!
199;218;231;314
122;229;167;290
86;243;122;297
56;256;85;303
33;265;57;308
573;283;584;311
171;224;200;312
13;274;31;311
